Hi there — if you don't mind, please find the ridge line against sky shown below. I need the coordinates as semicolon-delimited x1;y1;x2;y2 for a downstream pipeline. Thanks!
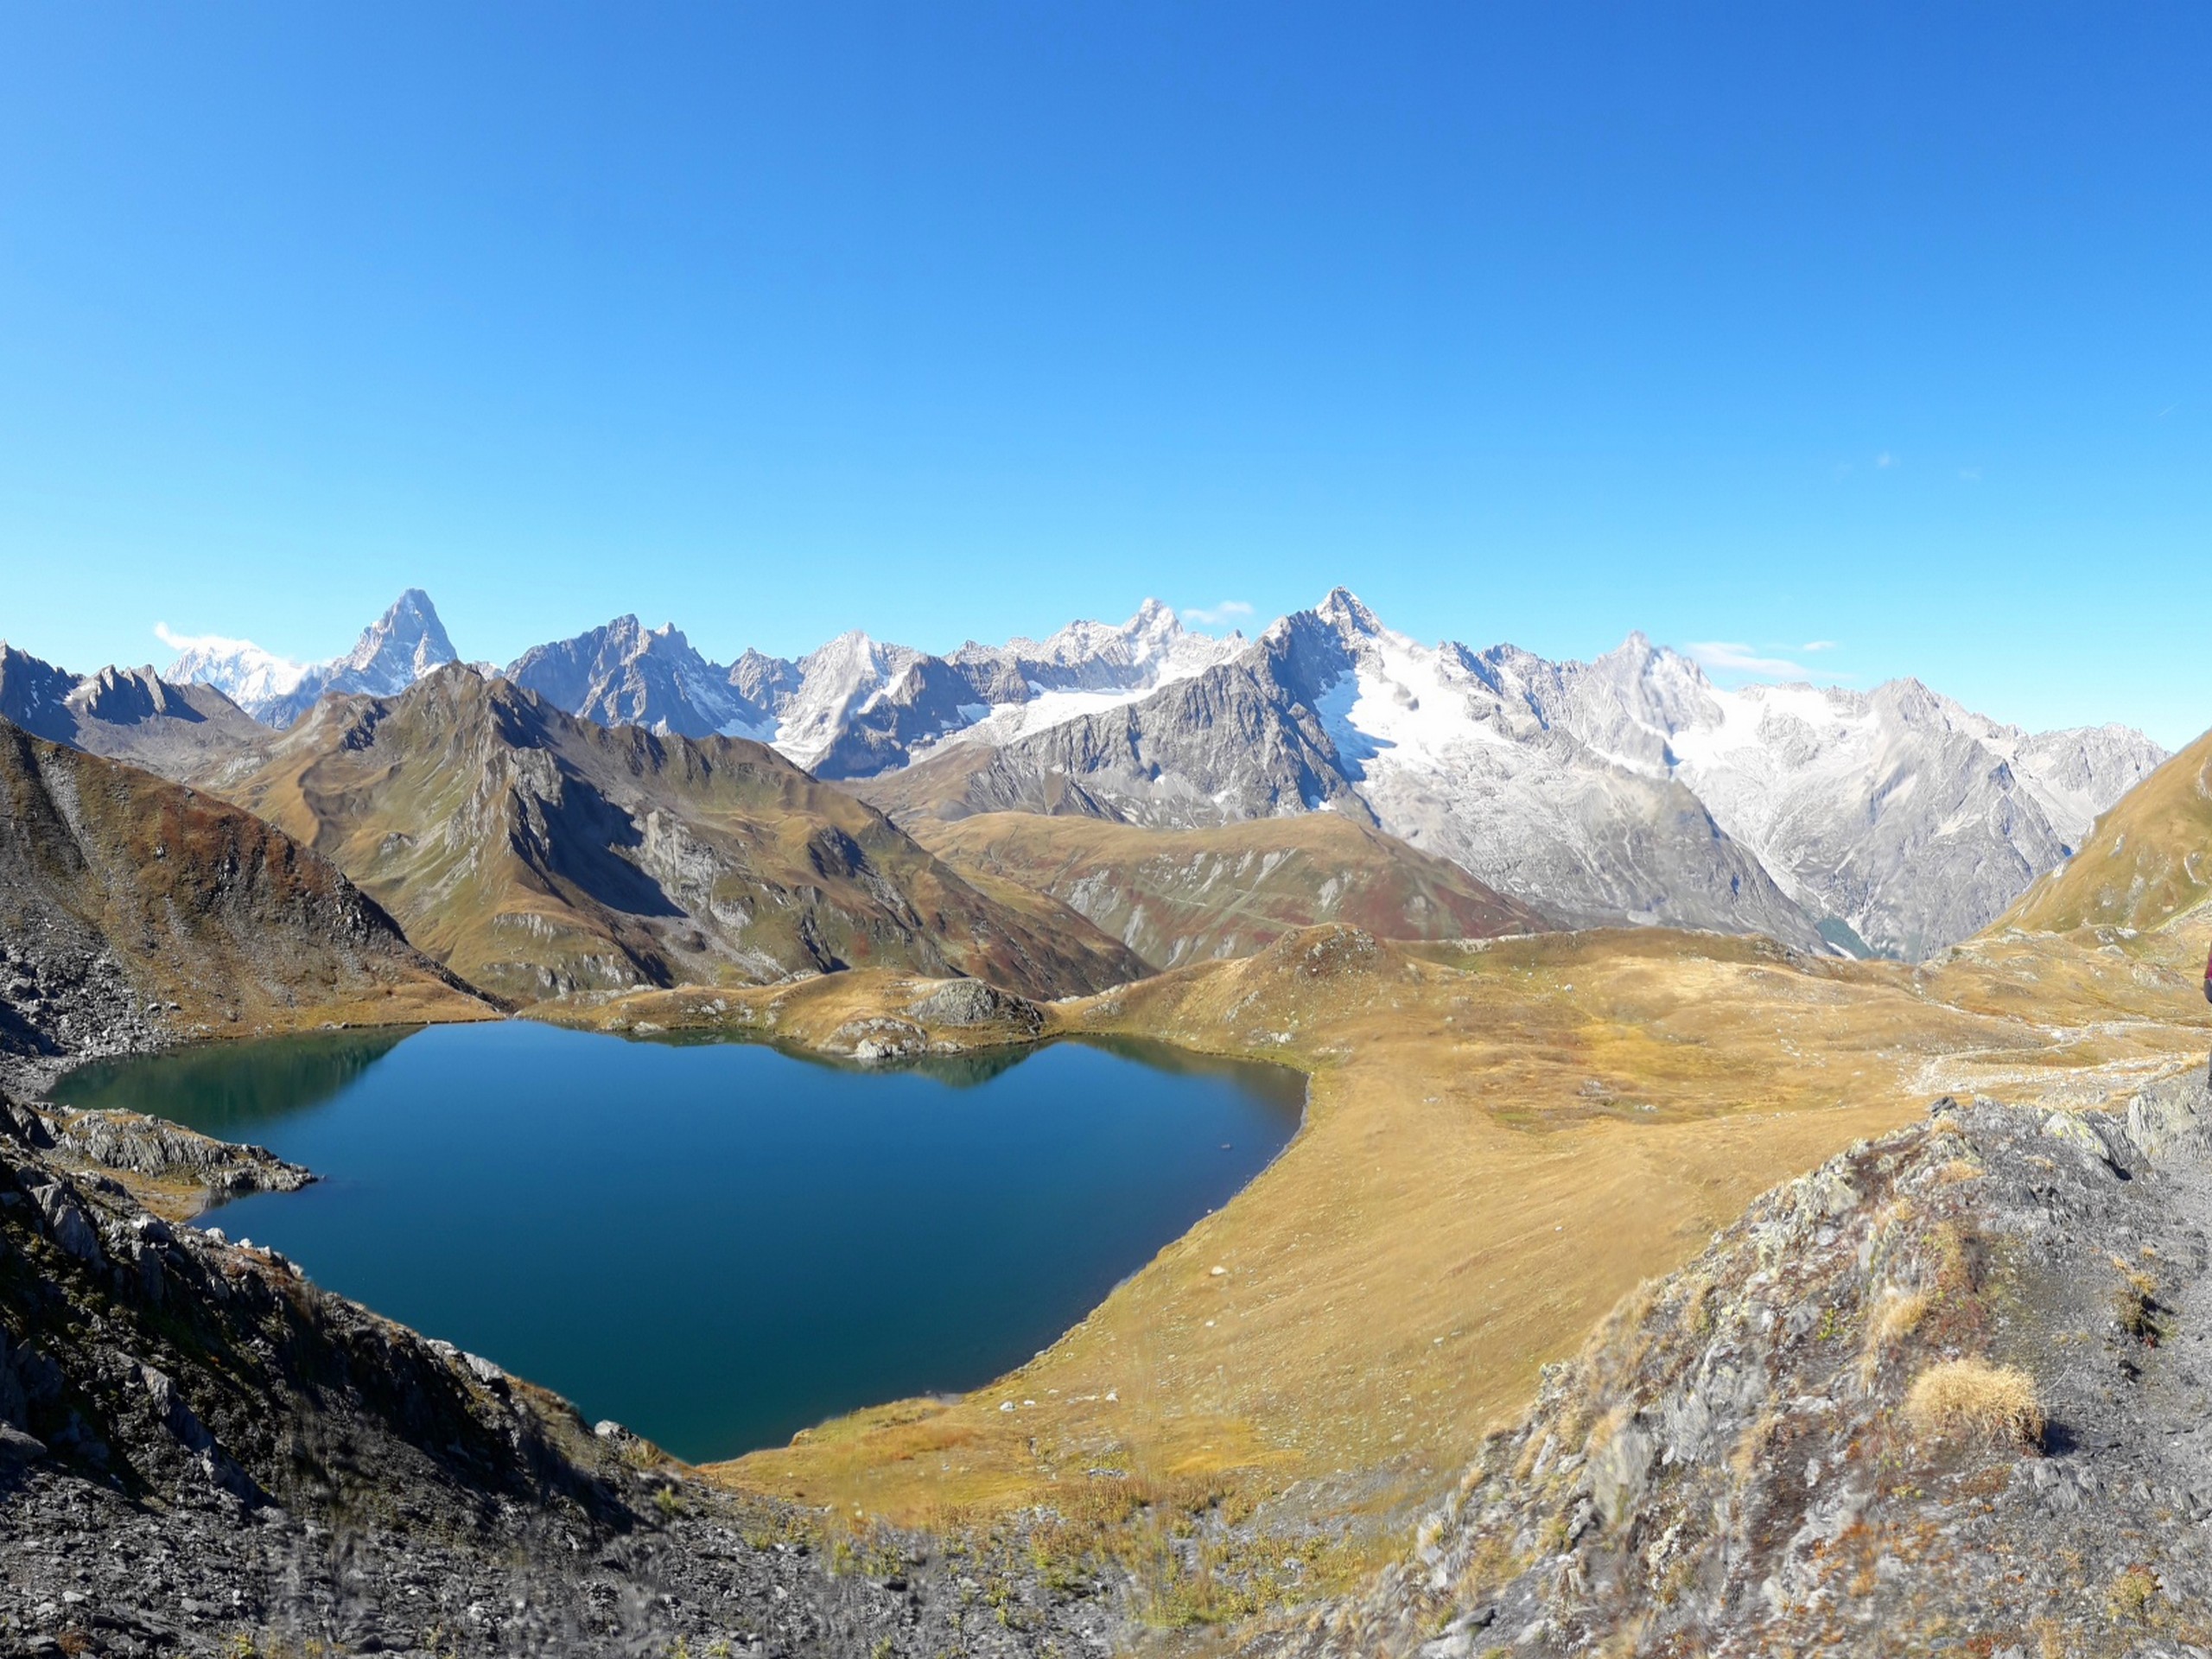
3;5;2209;745
79;587;2160;746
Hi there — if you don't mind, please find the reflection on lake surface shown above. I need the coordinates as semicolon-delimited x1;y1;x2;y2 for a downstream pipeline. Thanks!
53;1020;1303;1462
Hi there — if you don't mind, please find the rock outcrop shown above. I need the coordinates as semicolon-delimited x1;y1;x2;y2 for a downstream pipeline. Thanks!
1247;1087;2212;1656
0;645;263;782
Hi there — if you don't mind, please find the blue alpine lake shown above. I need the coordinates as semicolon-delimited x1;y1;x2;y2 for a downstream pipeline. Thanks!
50;1020;1303;1463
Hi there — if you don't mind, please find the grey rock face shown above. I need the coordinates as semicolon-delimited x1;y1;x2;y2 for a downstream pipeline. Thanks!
504;613;778;741
874;594;1824;949
505;598;1244;780
1245;1084;2212;1656
1554;637;2169;959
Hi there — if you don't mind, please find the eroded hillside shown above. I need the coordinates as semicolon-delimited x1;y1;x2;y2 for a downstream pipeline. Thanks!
0;719;489;1089
911;810;1551;969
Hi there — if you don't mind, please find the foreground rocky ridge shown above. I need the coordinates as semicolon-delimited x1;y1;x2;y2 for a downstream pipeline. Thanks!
0;1090;1131;1656
1248;1084;2212;1656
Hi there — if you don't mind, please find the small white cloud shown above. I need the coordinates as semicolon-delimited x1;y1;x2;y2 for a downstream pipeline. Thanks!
1801;640;1839;652
1179;600;1254;628
1688;642;1811;678
154;622;241;652
1959;467;1982;482
1875;452;1896;469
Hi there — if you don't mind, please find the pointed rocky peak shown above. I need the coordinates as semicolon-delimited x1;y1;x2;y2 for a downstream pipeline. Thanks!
340;589;458;687
1315;587;1384;639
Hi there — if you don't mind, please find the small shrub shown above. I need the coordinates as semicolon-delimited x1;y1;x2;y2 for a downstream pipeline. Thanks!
2106;1562;2158;1621
1903;1359;2044;1449
2113;1269;2171;1346
1931;1222;1985;1294
1860;1286;1934;1383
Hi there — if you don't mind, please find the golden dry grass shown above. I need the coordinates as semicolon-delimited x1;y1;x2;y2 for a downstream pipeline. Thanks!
696;918;2208;1552
1904;1359;2044;1447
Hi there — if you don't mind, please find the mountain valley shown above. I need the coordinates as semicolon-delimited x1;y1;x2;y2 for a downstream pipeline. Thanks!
2;589;2209;1656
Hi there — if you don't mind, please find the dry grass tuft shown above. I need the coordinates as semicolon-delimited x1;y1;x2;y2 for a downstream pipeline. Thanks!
1904;1358;2044;1448
1859;1287;1935;1384
2105;1561;2158;1621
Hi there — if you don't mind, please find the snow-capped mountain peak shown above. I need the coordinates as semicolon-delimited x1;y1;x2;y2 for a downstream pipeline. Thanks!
162;591;457;727
156;627;308;712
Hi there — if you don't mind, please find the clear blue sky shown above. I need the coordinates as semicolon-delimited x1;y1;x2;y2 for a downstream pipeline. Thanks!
2;4;2207;742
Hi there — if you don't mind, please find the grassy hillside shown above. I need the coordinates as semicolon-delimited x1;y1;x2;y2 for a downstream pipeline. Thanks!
213;666;1147;1003
2002;727;2212;935
910;810;1550;969
699;919;2208;1617
0;718;489;1052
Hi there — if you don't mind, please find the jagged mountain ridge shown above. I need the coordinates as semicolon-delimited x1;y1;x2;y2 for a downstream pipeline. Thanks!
163;588;458;727
861;590;2164;958
1537;632;2166;958
208;664;1147;1003
500;595;1243;779
865;594;1831;950
143;586;2167;957
0;644;265;779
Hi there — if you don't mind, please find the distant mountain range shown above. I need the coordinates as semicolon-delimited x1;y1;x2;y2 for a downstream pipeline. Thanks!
0;584;2167;961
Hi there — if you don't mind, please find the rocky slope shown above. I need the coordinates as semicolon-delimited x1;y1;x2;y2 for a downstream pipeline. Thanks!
0;645;262;781
211;665;1146;1003
912;810;1551;970
0;719;491;1092
0;1090;1125;1657
1246;1084;2212;1656
1559;633;2166;959
2002;728;2212;937
163;588;458;728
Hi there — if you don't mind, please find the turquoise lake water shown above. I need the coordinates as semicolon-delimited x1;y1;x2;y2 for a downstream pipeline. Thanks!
51;1020;1303;1463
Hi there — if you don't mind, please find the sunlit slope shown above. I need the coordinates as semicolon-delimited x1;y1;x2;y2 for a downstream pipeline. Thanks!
910;810;1550;969
0;718;488;1036
2002;727;2212;936
215;665;1147;1003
